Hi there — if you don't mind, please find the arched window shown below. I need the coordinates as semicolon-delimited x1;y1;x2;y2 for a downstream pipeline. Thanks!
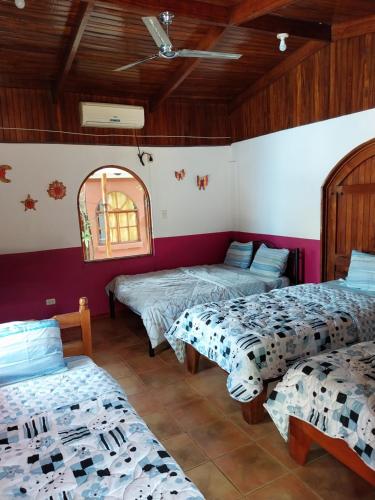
96;192;139;245
78;166;152;262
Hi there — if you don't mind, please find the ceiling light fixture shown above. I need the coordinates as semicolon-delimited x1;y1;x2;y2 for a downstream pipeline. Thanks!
15;0;25;8
277;33;289;52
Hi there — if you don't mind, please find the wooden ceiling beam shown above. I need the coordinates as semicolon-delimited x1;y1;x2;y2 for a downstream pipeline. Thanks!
95;0;229;26
230;40;328;111
332;14;375;40
243;15;331;41
148;1;307;111
230;0;296;26
150;26;226;112
54;0;94;99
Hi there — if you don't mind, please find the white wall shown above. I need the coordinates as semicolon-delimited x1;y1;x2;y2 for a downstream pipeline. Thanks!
232;108;375;240
0;144;233;254
2;107;375;255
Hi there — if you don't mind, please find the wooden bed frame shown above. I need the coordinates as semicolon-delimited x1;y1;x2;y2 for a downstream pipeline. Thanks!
186;343;272;424
289;416;375;487
108;242;301;358
53;297;92;358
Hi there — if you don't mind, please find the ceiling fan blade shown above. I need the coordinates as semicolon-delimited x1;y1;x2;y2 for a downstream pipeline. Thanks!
114;54;159;72
142;16;172;50
177;49;242;60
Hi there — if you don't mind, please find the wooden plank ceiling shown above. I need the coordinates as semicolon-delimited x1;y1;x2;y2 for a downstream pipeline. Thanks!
0;0;374;110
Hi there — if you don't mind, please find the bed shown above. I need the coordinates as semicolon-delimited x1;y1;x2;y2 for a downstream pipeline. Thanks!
165;280;375;424
264;341;375;487
106;242;300;355
0;300;203;499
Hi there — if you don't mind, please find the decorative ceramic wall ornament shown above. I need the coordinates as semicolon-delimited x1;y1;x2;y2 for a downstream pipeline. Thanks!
197;175;209;190
47;180;67;200
0;165;12;183
21;194;38;211
175;169;186;181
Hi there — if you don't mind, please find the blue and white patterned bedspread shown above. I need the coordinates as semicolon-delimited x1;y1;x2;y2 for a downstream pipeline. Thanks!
165;284;375;403
265;341;375;471
106;265;289;349
0;357;203;499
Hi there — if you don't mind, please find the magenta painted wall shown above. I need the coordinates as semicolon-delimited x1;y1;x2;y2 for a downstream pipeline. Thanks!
0;232;232;323
0;231;321;323
232;231;321;284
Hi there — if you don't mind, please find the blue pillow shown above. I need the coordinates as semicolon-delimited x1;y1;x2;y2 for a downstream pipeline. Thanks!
0;319;66;386
249;244;289;278
224;241;253;269
346;250;375;291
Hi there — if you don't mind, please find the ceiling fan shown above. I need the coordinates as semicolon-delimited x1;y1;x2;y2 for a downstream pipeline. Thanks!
114;11;242;72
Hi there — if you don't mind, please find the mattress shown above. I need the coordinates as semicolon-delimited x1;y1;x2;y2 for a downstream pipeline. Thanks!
106;264;289;348
165;282;375;403
265;341;375;471
0;356;204;499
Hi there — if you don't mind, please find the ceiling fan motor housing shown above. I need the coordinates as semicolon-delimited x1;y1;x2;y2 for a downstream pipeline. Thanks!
159;11;175;25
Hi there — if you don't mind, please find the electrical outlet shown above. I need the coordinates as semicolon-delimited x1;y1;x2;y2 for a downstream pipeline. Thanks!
46;298;56;306
161;209;168;219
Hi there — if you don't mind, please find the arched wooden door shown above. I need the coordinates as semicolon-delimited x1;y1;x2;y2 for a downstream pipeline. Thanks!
322;139;375;281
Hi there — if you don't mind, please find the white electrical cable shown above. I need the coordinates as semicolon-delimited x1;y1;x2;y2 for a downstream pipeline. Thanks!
0;126;230;140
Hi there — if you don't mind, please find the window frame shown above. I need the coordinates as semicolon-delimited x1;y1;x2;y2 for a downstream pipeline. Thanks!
77;165;153;263
96;194;141;246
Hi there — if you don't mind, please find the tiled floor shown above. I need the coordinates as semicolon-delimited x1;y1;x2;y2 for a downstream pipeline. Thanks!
87;312;374;500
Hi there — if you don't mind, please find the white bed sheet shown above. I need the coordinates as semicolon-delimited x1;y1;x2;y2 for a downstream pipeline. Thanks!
106;264;289;348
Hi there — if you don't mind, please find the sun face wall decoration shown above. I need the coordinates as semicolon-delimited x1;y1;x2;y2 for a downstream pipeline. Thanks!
47;180;67;200
21;194;38;211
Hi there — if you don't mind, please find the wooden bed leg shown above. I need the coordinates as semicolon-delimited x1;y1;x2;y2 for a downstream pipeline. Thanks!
148;340;155;358
186;343;200;374
241;384;268;424
288;416;313;465
109;291;116;319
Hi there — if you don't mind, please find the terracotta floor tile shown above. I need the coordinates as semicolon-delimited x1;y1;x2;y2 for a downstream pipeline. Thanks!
186;372;228;398
229;412;275;441
92;351;124;365
125;353;166;373
138;365;186;389
99;360;133;378
127;390;165;415
207;392;241;415
189;418;251;459
215;443;287;494
154;381;201;408
163;433;208;470
158;348;184;367
142;410;182;441
245;473;320;499
119;343;150;360
188;462;242;500
296;454;375;499
116;374;146;396
173;397;223;431
257;429;326;470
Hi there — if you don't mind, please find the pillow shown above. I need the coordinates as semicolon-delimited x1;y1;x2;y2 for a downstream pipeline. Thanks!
249;243;289;278
224;241;253;269
346;250;375;291
0;319;66;386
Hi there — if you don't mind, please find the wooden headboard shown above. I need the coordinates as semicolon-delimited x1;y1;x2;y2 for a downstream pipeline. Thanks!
53;297;92;358
251;240;301;285
322;139;375;281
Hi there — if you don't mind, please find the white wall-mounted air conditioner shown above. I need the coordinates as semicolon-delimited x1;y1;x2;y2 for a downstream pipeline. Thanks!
79;102;145;129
